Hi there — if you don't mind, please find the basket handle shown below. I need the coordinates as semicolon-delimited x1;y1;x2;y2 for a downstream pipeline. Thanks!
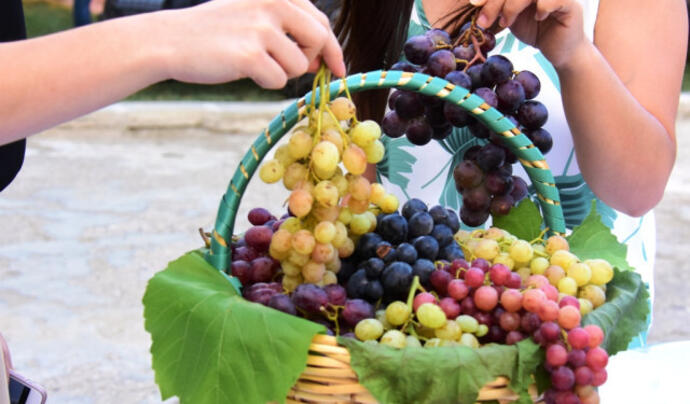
205;70;566;277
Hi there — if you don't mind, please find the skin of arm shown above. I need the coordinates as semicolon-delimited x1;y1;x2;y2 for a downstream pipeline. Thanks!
0;0;345;146
424;0;686;217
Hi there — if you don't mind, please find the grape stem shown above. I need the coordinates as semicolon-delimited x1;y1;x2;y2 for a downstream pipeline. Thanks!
198;228;211;248
529;227;550;245
399;275;422;332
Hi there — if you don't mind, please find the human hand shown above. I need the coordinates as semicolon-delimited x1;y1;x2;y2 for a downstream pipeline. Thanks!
154;0;345;89
470;0;587;70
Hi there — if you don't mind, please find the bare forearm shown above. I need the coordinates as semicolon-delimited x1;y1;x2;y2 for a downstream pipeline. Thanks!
0;13;168;143
556;42;676;216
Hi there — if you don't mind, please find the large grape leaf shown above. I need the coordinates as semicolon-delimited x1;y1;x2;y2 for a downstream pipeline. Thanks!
143;251;325;404
492;198;543;242
566;201;633;271
582;268;650;356
339;338;542;404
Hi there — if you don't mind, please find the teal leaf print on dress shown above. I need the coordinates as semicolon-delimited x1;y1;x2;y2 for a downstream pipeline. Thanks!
377;136;418;199
425;127;483;212
551;174;617;229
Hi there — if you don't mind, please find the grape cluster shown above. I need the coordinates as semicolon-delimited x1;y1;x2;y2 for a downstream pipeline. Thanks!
258;81;400;290
382;23;553;227
244;280;376;336
229;207;282;287
337;198;464;305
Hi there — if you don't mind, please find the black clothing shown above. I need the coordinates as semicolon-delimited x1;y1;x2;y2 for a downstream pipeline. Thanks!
0;0;27;192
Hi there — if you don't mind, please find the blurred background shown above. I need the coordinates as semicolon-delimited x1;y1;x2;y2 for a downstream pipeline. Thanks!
0;1;689;403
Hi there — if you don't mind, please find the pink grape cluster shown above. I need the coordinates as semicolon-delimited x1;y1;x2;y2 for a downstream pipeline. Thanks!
423;259;608;403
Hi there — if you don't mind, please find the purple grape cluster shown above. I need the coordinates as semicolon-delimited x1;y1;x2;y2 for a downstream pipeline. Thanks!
337;199;464;303
230;207;283;287
382;24;554;227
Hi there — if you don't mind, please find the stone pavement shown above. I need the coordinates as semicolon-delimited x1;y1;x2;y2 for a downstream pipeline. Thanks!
0;101;688;403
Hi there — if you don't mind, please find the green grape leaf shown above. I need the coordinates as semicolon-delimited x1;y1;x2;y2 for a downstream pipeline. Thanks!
143;251;325;404
339;338;542;404
567;201;633;272
582;268;650;356
491;198;543;242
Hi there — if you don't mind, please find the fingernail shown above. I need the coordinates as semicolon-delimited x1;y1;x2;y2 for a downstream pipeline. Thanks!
339;61;347;76
477;14;488;28
470;0;483;6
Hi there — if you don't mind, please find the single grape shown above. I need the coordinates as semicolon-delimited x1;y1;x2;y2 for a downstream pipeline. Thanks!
250;257;275;283
551;366;575;391
268;294;297;315
435;320;462;340
499;311;521;332
427;49;457;77
452;44;475;61
485;170;514;195
520;312;541;333
354;318;384;341
342;299;375;327
540;321;561;342
444;102;472;127
515;70;541;99
481;55;513;86
505;330;525;345
445;70;472;89
563;351;586;372
379;213;409;244
475;143;506;171
380;329;407;348
467;119;491;139
395;91;425;120
406;117;434;145
584;324;605;348
558;305;582;330
292;284;329;314
430;224;454;248
439;297;461;319
557;277;578;296
586;258;614;285
244;226;273;253
474;285;499;311
466;63;485;89
417;303;447;329
408;211;435;238
426;28;451;45
506;272;523;289
496;80;526;113
381;261;414;300
447;279;470;300
500;288;523;312
247;208;272;226
390;61;418;72
475;87;499;108
462;185;491;211
510;176;529;203
231;260;252;286
385;301;412;326
382;110;407;138
404;35;435;64
517;100;548;130
413;235;440;261
430;269;453;295
453;160;484;189
413;292;437;312
573;366;593;386
586;347;609;370
538;300;560;322
591;368;607;387
342;144;368;175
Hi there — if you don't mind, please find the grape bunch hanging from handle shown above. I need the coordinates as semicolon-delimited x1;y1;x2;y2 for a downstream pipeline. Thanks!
381;9;553;227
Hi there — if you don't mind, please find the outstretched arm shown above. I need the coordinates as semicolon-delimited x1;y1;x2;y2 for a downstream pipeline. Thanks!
0;0;345;145
475;0;687;217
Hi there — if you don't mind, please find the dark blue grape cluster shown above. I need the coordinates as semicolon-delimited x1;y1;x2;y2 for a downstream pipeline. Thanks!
382;24;553;227
338;198;464;303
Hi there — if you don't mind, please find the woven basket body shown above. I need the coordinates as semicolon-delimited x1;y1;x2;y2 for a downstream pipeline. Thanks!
206;70;564;403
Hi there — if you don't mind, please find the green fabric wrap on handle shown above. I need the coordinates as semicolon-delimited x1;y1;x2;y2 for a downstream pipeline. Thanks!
207;70;566;281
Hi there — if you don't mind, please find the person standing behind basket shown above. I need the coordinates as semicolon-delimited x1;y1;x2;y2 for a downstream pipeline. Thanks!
334;0;687;348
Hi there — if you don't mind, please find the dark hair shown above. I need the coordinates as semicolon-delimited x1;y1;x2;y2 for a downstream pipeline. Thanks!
334;1;475;122
334;0;414;121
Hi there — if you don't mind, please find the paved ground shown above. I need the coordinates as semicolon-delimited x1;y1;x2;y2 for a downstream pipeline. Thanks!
0;102;688;403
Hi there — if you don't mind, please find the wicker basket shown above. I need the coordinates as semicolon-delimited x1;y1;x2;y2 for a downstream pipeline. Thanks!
205;70;566;403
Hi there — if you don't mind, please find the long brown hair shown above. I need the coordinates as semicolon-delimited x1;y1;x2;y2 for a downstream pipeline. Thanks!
334;1;476;122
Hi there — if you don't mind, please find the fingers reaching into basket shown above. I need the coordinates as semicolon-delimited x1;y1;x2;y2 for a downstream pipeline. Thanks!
161;0;345;89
